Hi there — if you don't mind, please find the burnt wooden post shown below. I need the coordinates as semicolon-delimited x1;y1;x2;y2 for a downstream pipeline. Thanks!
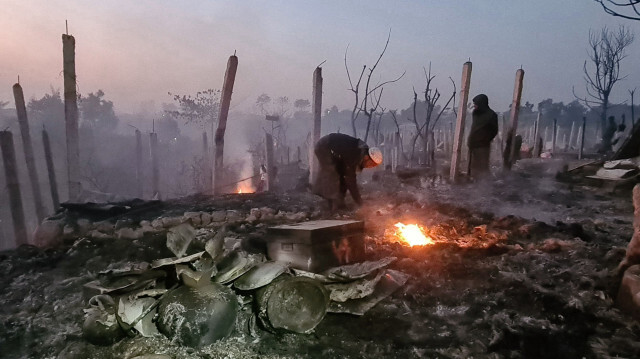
450;61;472;182
500;114;507;157
631;90;635;127
575;126;582;150
568;121;576;151
532;112;541;157
149;132;159;199
0;131;28;246
214;54;238;195
202;131;211;192
42;128;59;210
394;132;401;171
13;83;45;221
265;133;275;191
579;117;586;160
552;118;558;154
309;66;323;186
135;129;143;198
63;33;81;200
505;68;525;170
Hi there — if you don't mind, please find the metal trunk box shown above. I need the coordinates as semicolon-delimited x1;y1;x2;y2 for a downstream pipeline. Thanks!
267;220;365;273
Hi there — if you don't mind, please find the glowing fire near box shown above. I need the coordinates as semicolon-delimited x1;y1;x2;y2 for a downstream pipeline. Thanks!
267;220;365;273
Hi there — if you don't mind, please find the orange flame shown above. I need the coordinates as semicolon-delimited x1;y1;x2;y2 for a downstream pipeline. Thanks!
394;222;433;247
236;182;255;194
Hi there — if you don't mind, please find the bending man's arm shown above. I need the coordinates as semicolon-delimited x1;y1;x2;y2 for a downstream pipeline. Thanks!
344;172;362;206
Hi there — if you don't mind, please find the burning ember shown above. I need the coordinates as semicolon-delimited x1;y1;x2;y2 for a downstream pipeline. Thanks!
393;222;434;247
236;182;255;194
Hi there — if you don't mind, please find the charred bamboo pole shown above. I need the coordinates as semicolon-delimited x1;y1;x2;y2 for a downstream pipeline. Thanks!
532;112;541;157
309;66;323;186
568;121;576;151
579;117;586;160
450;61;472;182
13;83;45;221
214;54;238;195
149;132;159;199
552;118;558;154
575;126;583;150
135;129;143;198
265;133;275;192
631;90;635;127
62;33;81;201
505;68;525;170
0;131;28;246
501;114;507;157
42;128;59;210
202;131;211;192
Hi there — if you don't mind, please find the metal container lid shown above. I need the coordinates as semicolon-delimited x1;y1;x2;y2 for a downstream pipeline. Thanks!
233;261;289;290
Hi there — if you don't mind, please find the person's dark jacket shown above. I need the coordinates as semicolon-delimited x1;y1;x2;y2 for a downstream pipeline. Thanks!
314;133;368;204
468;94;499;149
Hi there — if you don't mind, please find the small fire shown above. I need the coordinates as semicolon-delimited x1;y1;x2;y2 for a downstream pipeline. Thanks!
236;182;255;194
394;222;434;247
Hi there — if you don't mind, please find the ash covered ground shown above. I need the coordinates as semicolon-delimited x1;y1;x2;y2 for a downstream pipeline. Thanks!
1;160;639;359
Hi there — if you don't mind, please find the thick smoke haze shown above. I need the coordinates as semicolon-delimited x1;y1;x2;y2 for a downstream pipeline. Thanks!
1;1;639;115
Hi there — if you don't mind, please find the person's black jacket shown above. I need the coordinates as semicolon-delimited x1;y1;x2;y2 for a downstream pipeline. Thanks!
314;133;368;204
468;94;499;149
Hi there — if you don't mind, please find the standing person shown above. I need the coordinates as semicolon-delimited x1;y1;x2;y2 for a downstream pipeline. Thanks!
467;94;498;179
313;133;382;210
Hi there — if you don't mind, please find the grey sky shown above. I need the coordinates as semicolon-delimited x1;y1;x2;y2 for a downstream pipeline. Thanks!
1;0;639;116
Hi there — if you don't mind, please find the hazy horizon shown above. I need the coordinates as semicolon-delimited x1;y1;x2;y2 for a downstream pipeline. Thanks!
2;1;640;118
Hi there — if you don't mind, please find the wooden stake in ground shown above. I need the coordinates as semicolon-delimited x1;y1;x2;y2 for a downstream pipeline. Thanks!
265;133;275;191
575;126;583;151
13;83;45;221
309;66;323;186
579;117;586;160
450;61;472;182
532;112;541;157
149;132;159;199
0;131;28;246
213;55;238;195
62;34;81;200
42;128;59;210
568;121;576;151
135;129;143;198
552;118;558;154
504;68;525;170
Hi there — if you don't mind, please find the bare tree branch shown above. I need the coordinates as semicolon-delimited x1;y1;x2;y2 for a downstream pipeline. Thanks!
345;29;404;140
595;0;640;21
574;25;634;144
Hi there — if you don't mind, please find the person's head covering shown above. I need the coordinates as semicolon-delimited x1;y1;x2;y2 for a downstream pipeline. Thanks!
368;147;383;165
472;94;489;110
